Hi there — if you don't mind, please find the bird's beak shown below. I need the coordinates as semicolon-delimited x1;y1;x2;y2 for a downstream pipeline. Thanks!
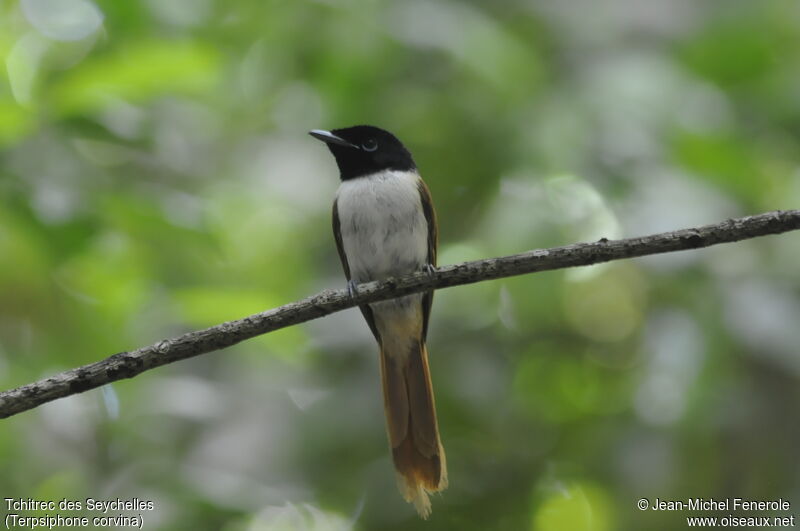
309;129;357;148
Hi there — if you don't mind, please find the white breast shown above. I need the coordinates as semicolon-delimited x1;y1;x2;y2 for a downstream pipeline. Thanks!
335;170;429;283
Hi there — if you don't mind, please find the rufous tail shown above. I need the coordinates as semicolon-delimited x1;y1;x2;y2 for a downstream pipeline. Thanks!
380;340;447;518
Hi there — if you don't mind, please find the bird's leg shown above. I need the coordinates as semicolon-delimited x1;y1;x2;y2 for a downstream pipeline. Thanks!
422;263;436;277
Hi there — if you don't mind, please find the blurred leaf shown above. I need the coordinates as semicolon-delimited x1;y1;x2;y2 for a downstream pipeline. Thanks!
0;101;35;144
532;482;615;531
175;287;306;359
563;265;645;343
55;232;150;319
678;11;779;86
175;287;273;325
514;347;630;422
0;208;51;312
50;40;219;116
33;470;87;511
670;130;761;200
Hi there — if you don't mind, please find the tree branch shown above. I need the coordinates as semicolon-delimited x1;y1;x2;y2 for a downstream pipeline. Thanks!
1;209;798;419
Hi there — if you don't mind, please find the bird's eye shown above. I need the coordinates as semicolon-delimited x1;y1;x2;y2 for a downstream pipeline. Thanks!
361;139;378;152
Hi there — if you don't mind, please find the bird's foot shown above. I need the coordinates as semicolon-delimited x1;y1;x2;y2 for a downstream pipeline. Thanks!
346;279;359;298
422;263;436;277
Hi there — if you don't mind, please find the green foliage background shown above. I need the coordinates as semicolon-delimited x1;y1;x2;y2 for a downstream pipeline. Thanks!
1;0;799;529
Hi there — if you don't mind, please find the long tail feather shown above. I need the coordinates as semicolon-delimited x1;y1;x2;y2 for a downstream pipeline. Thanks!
380;340;447;518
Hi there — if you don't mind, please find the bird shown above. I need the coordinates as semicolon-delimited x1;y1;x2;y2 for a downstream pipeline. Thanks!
310;125;446;518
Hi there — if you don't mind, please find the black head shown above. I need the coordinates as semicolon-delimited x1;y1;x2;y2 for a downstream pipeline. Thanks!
309;125;417;180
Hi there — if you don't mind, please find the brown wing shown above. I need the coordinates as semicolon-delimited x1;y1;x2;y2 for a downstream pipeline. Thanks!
417;179;438;341
332;197;381;343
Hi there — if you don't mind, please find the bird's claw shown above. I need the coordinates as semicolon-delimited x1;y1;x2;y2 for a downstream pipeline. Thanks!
347;279;359;298
423;263;436;277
